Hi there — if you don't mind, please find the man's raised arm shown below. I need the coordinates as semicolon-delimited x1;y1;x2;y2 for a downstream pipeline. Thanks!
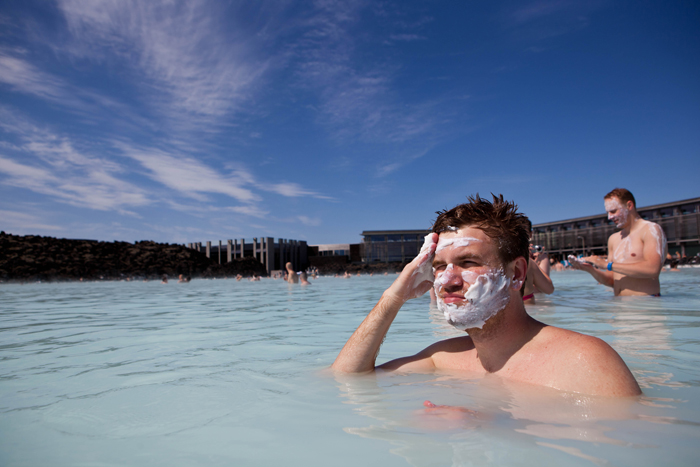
331;234;437;373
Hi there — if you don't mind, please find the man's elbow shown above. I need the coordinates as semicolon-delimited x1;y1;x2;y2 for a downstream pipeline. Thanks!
331;361;375;374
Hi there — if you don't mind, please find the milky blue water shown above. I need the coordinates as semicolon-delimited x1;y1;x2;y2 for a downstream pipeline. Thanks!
1;269;700;466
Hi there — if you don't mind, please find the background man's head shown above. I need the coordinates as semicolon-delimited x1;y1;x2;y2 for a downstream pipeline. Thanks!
431;194;531;267
604;188;636;210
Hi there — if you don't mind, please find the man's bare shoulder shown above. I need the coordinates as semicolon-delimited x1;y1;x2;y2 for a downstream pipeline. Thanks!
533;326;641;396
638;219;664;239
535;325;609;351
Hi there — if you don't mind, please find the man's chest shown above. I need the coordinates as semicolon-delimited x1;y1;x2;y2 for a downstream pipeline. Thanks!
610;234;645;262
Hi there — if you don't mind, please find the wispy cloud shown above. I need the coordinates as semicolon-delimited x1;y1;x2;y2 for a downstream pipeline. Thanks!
386;33;426;43
0;48;161;133
56;0;269;125
0;109;150;213
510;0;577;24
165;200;269;219
0;49;67;101
120;142;329;205
0;209;65;231
503;0;601;41
296;215;321;227
121;145;259;203
0;154;149;214
260;181;333;200
289;1;442;145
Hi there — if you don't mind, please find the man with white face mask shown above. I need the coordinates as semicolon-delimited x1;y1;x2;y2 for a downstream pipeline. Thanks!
570;188;666;296
332;195;641;397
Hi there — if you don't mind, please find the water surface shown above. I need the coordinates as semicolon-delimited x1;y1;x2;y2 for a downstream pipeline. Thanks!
1;269;699;466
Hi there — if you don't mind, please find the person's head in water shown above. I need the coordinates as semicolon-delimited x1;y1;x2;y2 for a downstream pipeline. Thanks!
432;194;531;268
604;188;637;229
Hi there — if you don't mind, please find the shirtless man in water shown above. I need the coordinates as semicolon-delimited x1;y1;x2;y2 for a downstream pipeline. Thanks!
332;195;640;397
569;188;666;296
286;262;299;284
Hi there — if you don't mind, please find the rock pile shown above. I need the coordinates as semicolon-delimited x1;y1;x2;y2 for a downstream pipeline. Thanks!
0;232;267;282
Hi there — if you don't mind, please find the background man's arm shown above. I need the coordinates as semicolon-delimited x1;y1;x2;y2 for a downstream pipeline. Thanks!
331;235;437;373
535;252;551;276
529;257;554;294
585;224;665;279
571;250;614;287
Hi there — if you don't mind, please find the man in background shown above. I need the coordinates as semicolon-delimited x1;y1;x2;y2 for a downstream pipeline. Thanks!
570;188;666;296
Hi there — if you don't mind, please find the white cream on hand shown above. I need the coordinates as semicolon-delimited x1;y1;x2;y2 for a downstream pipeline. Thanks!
411;233;437;291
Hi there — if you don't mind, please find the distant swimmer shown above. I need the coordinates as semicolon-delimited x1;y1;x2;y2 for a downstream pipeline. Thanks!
286;262;299;284
569;188;667;296
300;271;311;285
332;195;641;397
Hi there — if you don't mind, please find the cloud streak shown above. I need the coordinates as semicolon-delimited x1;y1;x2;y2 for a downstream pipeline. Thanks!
0;111;151;213
0;209;65;231
289;1;442;146
119;142;330;205
121;145;259;203
57;0;269;125
0;50;67;101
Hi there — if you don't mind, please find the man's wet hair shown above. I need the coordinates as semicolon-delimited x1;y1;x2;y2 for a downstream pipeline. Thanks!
605;188;636;208
431;194;531;266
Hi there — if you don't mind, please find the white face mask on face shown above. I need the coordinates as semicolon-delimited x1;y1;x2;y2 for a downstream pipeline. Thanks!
434;265;513;330
605;198;629;228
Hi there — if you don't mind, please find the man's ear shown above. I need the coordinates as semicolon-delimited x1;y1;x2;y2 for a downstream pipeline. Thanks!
508;256;528;289
626;200;634;211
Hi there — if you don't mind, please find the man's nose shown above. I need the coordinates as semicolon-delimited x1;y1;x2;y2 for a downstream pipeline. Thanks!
442;268;464;291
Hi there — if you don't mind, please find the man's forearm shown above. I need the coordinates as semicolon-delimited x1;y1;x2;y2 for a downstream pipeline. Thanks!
584;266;614;287
331;292;404;373
608;261;662;278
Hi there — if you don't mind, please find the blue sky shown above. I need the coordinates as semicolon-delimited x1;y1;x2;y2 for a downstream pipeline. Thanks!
0;0;698;245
